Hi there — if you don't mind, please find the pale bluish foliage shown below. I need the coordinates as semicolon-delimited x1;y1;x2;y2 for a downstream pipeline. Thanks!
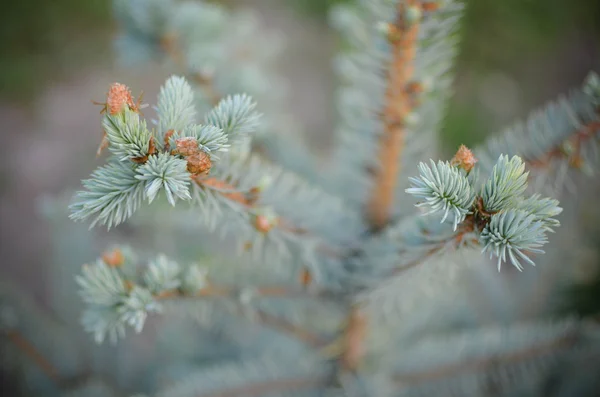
204;94;262;144
136;152;191;206
480;210;547;271
474;72;600;195
76;249;210;344
69;160;146;229
156;75;198;144
406;160;475;230
143;255;182;294
516;194;563;231
103;109;153;161
118;286;161;333
481;155;529;213
406;154;561;270
77;259;128;307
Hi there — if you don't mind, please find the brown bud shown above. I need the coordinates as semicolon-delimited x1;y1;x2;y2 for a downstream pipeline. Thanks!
164;129;176;151
102;248;124;267
123;280;134;292
175;137;200;157
131;137;157;164
254;214;275;233
300;268;312;287
422;2;442;12
186;151;212;175
107;83;135;115
451;144;478;172
406;81;424;95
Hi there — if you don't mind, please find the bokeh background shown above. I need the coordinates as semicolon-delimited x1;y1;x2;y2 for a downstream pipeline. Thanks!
0;0;599;392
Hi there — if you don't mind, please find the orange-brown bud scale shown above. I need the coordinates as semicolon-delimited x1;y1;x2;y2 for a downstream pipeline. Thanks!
422;2;442;12
131;137;157;164
300;268;312;287
255;214;274;233
186;152;212;176
163;129;176;151
406;81;424;94
102;248;124;267
451;144;478;172
124;280;134;292
107;83;136;115
175;137;200;157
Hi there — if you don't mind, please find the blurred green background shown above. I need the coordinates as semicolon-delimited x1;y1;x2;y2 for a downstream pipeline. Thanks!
0;0;598;148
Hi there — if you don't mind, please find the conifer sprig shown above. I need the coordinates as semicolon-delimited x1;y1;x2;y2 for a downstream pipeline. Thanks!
70;76;262;229
76;247;333;345
406;147;562;271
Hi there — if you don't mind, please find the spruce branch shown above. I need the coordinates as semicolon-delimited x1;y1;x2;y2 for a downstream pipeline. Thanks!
156;75;198;143
77;248;335;347
5;330;61;384
404;148;561;271
192;376;330;397
366;0;423;230
406;160;475;231
474;72;600;191
69;160;146;229
480;210;547;271
393;322;584;391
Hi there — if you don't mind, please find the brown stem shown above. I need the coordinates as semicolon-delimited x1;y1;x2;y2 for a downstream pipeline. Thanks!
526;121;600;170
158;284;339;301
6;330;60;383
366;1;422;231
157;284;333;348
394;330;578;386
340;306;368;371
393;219;478;274
196;376;329;397
194;176;254;207
253;308;327;348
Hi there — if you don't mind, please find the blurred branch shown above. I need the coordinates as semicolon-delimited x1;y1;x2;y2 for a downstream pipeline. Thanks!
366;0;421;230
5;330;60;383
394;329;578;386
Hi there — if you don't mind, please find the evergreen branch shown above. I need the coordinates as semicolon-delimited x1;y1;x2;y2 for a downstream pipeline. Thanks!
367;0;422;230
406;160;476;230
194;376;330;397
527;120;600;170
5;330;61;384
158;353;333;397
103;109;154;162
156;75;198;142
251;308;327;348
159;290;329;348
158;284;338;301
69;160;146;229
393;220;477;275
395;334;576;385
474;72;600;192
393;324;581;388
